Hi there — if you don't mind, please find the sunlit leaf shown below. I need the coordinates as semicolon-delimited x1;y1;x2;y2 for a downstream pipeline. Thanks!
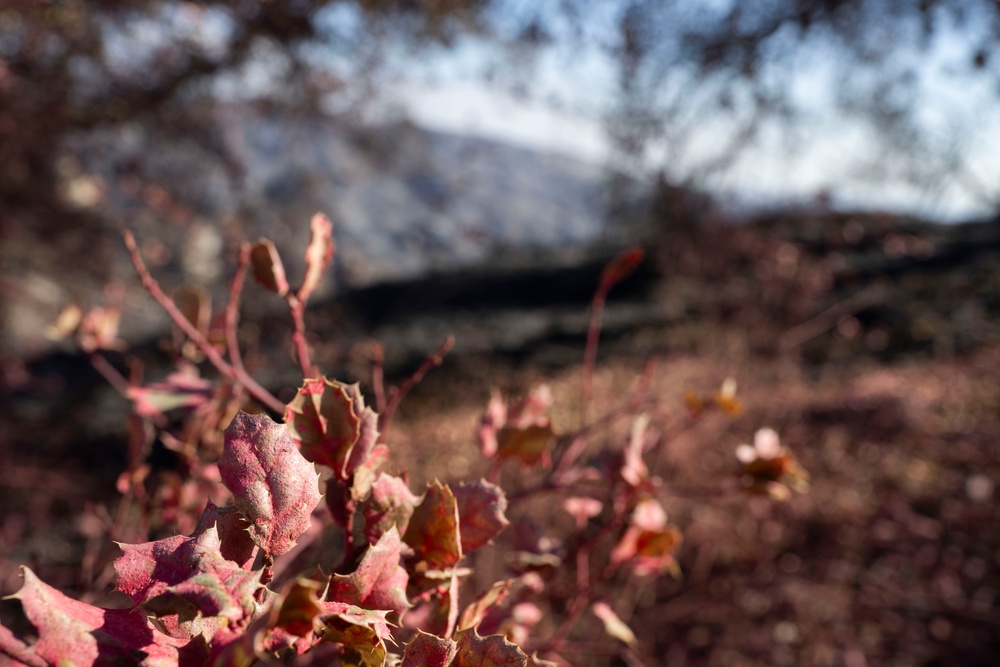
401;631;457;667
9;567;189;667
219;411;322;557
362;474;420;544
452;628;528;667
404;480;463;570
328;527;410;615
453;479;510;553
458;579;516;632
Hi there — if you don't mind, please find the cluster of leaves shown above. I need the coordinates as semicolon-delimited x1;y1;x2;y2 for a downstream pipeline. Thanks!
1;214;808;666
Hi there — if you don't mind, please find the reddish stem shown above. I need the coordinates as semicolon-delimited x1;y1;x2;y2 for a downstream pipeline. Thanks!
123;230;284;414
380;335;454;439
581;287;609;426
284;292;313;378
224;243;251;375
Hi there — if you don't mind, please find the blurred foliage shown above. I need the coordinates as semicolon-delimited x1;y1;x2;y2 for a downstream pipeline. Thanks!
1;0;998;231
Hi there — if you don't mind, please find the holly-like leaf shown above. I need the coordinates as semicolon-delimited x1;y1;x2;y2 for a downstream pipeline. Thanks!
328;526;410;615
401;631;457;667
458;579;516;632
114;524;262;635
219;411;322;557
250;238;290;296
318;605;392;667
362;474;420;544
284;378;379;484
195;502;257;570
9;567;188;667
404;480;463;569
299;212;334;303
452;628;528;667
453;479;510;553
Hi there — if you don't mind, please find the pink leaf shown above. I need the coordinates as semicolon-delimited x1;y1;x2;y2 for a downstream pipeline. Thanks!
114;523;262;635
562;497;603;529
249;238;290;296
219;411;322;557
195;502;257;570
620;414;650;488
404;480;463;570
452;628;528;667
591;602;637;647
0;623;45;667
362;473;420;544
453;479;510;553
298;212;334;303
127;370;213;417
9;567;189;667
401;631;457;667
327;526;410;615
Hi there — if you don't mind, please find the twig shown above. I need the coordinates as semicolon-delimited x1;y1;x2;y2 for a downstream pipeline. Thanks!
87;351;131;397
122;230;284;414
284;292;313;378
380;336;455;439
224;243;252;376
778;283;885;350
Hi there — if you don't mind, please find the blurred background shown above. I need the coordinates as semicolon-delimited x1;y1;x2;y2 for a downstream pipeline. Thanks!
2;1;1000;665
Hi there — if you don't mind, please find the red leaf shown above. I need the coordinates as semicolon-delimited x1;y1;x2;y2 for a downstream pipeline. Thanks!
9;567;188;667
299;212;334;303
328;526;410;615
195;502;257;570
275;578;325;638
0;623;45;667
404;480;463;569
318;604;392;667
452;628;528;667
249;238;290;296
401;631;457;667
609;499;682;577
362;473;420;544
219;411;322;557
453;479;510;553
284;378;379;481
114;523;262;635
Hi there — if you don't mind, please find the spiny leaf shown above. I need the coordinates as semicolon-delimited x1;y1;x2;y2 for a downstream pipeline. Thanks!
453;479;510;553
195;502;257;570
452;628;528;667
401;631;457;667
114;524;262;636
328;526;410;615
362;474;419;544
318;605;393;667
249;238;290;296
284;378;380;488
219;411;322;557
404;480;463;570
10;567;189;667
275;578;326;638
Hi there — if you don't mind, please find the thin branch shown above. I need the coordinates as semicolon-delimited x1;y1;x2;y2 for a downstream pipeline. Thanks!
224;243;252;376
380;335;455;439
283;292;313;378
122;230;284;414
